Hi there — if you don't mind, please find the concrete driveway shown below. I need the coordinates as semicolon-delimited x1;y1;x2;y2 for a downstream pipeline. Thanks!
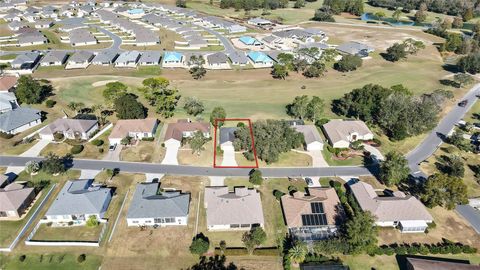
362;143;384;163
308;150;329;167
162;143;179;165
20;139;52;157
79;169;101;179
103;145;123;161
221;146;237;167
209;176;225;186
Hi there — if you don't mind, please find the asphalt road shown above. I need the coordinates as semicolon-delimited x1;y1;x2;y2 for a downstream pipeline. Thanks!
406;83;480;173
0;156;374;178
456;205;480;234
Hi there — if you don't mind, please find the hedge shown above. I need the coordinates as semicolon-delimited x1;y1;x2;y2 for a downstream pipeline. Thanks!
370;242;477;257
0;132;14;139
214;247;279;256
45;99;56;108
70;145;84;154
142;137;155;141
91;139;104;146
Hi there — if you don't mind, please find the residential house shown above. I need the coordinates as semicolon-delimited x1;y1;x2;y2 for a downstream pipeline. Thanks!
162;51;184;68
322;119;374;148
247;51;274;67
134;29;160;46
39;118;98;140
281;187;343;241
126;182;190;227
34;19;54;29
44;179;112;224
164;120;210;148
349;181;433;233
292;125;324;151
0;182;35;218
11;52;41;70
247;17;273;27
219;127;236;151
206;52;230;70
204;186;265;231
228;51;249;66
0;107;42;134
115;51;141;68
108;118;158;145
40;51;69;66
8;21;27;31
0;92;18;113
91;51;118;66
138;51;161;66
239;36;262;46
336;41;374;58
17;31;48;47
69;28;97;46
65;51;94;69
4;13;21;22
405;257;480;270
0;76;18;92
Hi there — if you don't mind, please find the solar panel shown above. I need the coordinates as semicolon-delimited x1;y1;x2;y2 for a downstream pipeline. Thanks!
311;202;324;213
301;214;328;226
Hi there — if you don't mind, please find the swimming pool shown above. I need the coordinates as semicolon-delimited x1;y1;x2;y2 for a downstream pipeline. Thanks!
128;8;145;15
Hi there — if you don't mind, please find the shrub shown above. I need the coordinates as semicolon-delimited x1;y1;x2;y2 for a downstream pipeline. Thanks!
70;145;84;154
99;148;104;153
237;122;246;128
215;247;249;256
46;222;53;227
372;138;382;146
243;151;255;161
190;236;209;255
86;215;99;227
45;99;56;108
273;190;285;201
419;245;429;255
288;185;298;193
0;132;14;139
53;132;64;141
142;137;155;141
395;246;407;255
252;247;280;256
91;139;104;146
68;221;74;226
19;255;26;262
77;254;86;263
315;118;329;127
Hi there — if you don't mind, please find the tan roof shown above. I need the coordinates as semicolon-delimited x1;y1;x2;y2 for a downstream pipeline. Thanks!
281;187;341;228
322;119;372;144
406;257;480;270
0;182;34;212
204;186;265;227
109;118;157;139
349;181;433;222
293;125;323;145
164;120;210;141
0;76;18;91
40;118;97;136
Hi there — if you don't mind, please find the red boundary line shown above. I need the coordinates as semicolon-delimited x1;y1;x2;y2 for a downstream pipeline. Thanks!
213;118;259;169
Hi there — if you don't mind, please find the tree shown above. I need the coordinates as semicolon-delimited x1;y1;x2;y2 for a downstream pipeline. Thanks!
384;43;407;62
189;131;209;155
42;153;68;175
189;55;207;80
453;73;474;88
140;77;180;118
242;227;266;254
414;3;427;23
452;17;464;29
219;240;227;255
334;55;362;72
121;136;132;146
344;211;378;254
312;8;335;22
25;160;41;175
249;169;263;185
287;95;309;119
379;151;410;186
403;38;425;55
463;7;474;22
306;96;324;122
67;102;85;114
392;8;402;22
183;97;205;116
302;61;325;78
103;81;127;105
288;241;308;265
15;75;50;104
186;255;238;270
374;11;386;20
210;107;226;127
421;173;468;210
293;0;305;8
190;235;210;255
271;64;288;79
114;94;146;119
437;155;465;178
458;53;480;74
176;0;187;7
277;53;294;70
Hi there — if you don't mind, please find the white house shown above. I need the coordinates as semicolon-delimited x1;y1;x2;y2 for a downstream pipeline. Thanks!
126;182;190;227
322;119;374;148
39;118;98;140
293;124;324;151
108;118;158;145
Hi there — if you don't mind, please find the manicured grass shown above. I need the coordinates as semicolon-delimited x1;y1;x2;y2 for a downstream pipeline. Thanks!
464;101;480;123
235;151;313;167
0;54;17;60
1;253;102;270
120;141;157;162
322;149;364;166
31;224;104;242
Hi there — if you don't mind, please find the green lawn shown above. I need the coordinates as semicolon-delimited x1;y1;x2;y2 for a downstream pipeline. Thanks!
0;54;17;60
322;149;364;166
1;253;102;270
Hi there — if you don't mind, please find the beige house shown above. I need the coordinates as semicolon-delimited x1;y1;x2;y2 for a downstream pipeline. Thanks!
204;186;265;231
39;118;98;140
322;119;374;148
0;182;35;218
108;118;158;145
164;120;210;148
281;187;342;241
292;125;324;151
349;181;433;233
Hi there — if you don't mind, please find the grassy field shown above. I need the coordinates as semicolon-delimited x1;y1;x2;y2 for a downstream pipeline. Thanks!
0;253;103;270
31;224;104;242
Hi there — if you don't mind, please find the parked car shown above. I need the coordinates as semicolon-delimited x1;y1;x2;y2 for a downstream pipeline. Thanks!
109;144;117;151
305;177;313;186
459;100;468;107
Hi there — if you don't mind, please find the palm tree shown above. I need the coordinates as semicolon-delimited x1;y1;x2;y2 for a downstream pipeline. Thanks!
288;242;308;267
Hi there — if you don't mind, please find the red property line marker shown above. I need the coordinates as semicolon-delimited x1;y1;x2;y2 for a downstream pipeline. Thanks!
213;118;259;169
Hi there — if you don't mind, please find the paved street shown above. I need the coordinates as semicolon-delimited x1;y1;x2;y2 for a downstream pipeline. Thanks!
456;205;480;234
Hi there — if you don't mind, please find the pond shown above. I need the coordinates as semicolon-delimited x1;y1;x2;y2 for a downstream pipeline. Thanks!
360;13;416;26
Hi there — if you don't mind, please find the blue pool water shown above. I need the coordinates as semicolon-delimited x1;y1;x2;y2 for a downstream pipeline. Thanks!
128;8;145;15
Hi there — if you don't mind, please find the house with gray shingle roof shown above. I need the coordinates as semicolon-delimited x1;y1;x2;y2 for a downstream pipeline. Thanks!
138;51;161;66
66;51;94;69
0;107;42;134
39;118;98;140
206;52;230;70
228;51;248;66
40;51;69;66
126;182;190;227
17;31;47;47
45;179;112;223
322;119;373;148
8;21;27;31
336;41;374;57
92;51;118;66
115;51;141;68
0;182;35;218
292;125;324;151
69;28;97;47
34;19;54;29
0;92;18;113
11;52;41;70
219;127;236;150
